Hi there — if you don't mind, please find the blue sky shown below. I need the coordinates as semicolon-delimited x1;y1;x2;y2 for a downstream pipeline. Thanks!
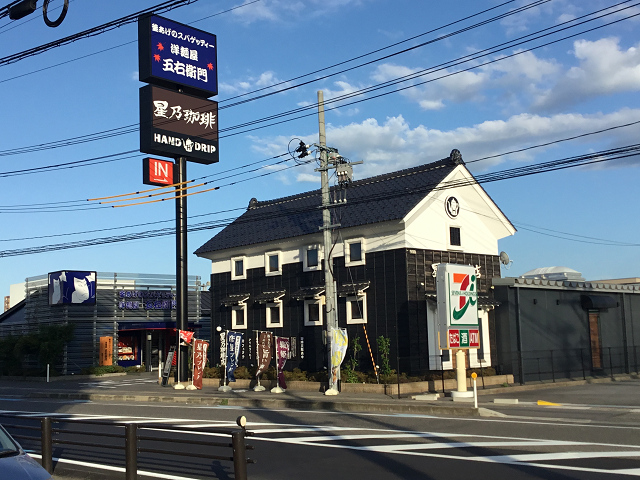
2;0;640;299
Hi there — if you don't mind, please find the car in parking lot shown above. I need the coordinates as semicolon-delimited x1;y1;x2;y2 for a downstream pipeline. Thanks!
0;423;53;480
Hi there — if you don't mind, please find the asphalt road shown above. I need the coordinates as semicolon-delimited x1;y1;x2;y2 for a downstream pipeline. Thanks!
1;377;640;480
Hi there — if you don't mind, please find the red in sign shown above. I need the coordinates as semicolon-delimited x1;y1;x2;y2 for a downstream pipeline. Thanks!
143;157;174;186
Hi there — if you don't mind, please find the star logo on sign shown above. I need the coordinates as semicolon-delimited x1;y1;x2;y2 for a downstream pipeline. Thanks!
207;62;214;70
153;54;161;62
157;42;164;51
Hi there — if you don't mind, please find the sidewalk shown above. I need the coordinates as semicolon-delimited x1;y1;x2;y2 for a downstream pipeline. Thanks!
1;372;638;417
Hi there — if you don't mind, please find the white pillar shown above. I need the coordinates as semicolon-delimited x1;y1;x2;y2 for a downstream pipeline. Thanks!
456;349;467;392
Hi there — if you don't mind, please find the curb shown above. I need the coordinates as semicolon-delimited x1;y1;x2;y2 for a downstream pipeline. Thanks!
27;391;493;417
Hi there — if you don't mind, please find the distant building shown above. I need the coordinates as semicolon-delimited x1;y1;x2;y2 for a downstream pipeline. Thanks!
0;272;207;374
3;296;8;313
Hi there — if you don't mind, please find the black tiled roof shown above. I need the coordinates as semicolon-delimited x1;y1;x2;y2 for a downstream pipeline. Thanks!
195;152;463;256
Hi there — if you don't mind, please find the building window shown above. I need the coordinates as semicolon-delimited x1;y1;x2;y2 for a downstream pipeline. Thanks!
265;251;281;276
266;301;283;328
231;256;246;280
303;245;321;272
231;304;247;329
304;299;324;327
346;293;367;324
345;238;365;266
449;227;461;247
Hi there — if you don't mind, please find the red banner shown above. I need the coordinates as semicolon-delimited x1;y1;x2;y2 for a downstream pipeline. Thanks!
179;330;195;345
275;336;290;389
192;339;209;390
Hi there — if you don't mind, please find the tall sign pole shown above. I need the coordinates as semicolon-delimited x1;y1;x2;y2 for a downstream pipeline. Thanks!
138;14;219;387
175;155;188;381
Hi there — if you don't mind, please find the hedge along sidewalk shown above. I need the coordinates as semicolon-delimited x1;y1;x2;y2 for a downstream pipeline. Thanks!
166;374;514;395
0;372;129;382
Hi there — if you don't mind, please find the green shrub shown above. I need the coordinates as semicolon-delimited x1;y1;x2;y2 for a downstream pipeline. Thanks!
203;366;221;378
284;368;307;381
82;365;125;376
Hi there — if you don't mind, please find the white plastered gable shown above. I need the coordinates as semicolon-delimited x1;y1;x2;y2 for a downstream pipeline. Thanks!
402;165;515;255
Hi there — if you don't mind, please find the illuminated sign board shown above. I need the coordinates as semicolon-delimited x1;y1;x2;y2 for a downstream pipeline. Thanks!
140;85;219;165
435;263;479;349
138;14;218;98
143;157;175;186
117;290;176;311
48;271;97;306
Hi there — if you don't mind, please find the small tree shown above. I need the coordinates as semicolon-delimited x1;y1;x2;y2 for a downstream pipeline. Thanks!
343;336;362;383
376;335;392;377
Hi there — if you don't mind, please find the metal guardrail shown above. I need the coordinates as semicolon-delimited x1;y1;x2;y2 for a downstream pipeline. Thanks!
0;414;254;480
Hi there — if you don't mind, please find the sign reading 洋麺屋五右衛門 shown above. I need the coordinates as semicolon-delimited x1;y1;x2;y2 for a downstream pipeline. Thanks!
140;85;219;165
138;14;217;98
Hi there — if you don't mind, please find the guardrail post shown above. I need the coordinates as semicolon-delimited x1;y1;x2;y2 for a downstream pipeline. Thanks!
580;348;586;380
550;350;555;383
41;417;53;474
232;430;248;480
125;424;137;480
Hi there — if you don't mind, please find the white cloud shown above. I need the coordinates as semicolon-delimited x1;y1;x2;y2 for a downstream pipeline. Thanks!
371;51;559;111
230;0;367;24
534;37;640;111
219;71;289;95
249;108;640;182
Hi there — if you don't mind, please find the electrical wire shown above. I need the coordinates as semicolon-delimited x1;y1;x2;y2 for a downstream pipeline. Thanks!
2;3;634;181
2;144;637;257
0;0;563;157
0;0;201;67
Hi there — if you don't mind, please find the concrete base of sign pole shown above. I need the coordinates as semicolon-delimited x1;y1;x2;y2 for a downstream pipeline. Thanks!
253;385;266;392
271;386;285;394
455;349;468;393
218;385;232;392
186;384;197;390
173;383;186;390
324;387;339;396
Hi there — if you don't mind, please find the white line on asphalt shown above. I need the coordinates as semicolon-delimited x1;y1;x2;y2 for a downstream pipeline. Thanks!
484;451;640;462
29;454;205;480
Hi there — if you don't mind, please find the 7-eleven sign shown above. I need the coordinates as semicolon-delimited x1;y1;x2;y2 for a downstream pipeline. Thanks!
436;264;479;349
143;157;175;186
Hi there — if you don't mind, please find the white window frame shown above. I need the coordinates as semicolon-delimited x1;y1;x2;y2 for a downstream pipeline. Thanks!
303;245;322;272
230;256;246;280
448;225;462;250
346;293;367;324
265;300;283;328
231;303;247;330
344;238;365;266
264;251;282;276
304;298;324;327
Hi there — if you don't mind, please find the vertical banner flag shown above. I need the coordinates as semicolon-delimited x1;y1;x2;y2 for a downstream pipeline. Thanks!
226;331;243;382
275;336;290;389
256;332;273;380
219;331;227;366
179;330;194;345
330;328;348;387
192;339;209;390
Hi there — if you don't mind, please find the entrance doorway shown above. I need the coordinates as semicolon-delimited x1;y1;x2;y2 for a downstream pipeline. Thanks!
588;311;602;371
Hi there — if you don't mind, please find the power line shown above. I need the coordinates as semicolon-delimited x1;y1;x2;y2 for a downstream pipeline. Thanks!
2;144;637;257
0;0;632;169
0;0;201;67
0;0;555;157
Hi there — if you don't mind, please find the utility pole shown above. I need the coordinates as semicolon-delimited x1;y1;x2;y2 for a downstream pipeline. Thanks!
317;91;339;393
292;91;359;395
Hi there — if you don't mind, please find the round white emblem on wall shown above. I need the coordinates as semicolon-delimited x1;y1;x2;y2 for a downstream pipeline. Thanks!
445;196;460;218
